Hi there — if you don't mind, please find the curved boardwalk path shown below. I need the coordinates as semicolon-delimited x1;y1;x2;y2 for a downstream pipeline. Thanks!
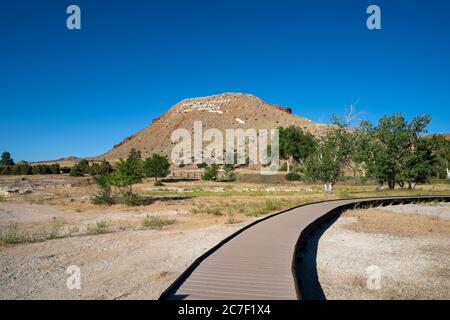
160;195;449;300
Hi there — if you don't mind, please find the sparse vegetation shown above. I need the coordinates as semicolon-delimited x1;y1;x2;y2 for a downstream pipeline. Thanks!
141;215;175;230
225;212;239;224
0;223;28;246
205;206;223;216
87;220;109;235
46;217;66;239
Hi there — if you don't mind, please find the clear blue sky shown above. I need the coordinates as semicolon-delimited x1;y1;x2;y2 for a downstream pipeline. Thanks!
1;0;449;161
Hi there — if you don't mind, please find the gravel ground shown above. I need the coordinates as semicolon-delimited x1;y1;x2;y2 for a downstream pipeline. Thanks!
315;203;450;299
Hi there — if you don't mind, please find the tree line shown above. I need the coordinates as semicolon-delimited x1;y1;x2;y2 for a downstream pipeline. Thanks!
0;152;116;177
279;114;450;192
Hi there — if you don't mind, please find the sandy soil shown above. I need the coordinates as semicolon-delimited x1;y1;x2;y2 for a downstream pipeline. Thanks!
0;221;247;299
315;204;450;299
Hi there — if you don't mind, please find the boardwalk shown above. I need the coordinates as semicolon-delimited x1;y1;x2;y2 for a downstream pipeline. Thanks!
160;196;449;300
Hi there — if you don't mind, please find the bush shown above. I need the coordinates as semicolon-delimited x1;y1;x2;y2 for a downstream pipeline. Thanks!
87;220;109;235
119;192;152;206
77;159;90;174
202;164;219;181
141;215;175;230
61;166;71;174
279;162;288;172
285;172;301;181
205;206;223;216
0;223;28;245
69;165;84;177
91;174;115;205
222;164;236;181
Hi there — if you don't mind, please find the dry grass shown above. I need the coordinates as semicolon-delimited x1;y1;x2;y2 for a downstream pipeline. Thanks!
141;215;176;230
342;208;450;237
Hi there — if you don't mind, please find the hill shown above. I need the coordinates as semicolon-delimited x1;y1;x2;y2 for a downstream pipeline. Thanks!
98;93;331;161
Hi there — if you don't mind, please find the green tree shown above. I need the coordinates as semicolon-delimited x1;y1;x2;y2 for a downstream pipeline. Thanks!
0;152;14;166
353;114;433;189
399;139;436;189
304;126;352;193
110;158;143;195
279;126;317;172
429;135;450;179
143;154;170;184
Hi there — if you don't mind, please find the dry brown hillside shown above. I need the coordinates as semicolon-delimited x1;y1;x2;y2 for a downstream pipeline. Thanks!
98;93;331;161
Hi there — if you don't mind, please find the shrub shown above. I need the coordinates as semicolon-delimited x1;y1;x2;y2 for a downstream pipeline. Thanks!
61;166;71;174
91;174;115;205
285;172;301;181
120;192;152;206
87;220;109;235
77;159;90;174
205;206;223;216
69;165;84;177
0;223;28;245
263;199;283;211
202;164;219;181
222;164;236;181
47;217;65;239
141;215;175;230
279;162;288;172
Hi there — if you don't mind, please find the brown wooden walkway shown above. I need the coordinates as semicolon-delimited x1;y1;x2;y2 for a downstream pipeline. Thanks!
160;195;449;300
